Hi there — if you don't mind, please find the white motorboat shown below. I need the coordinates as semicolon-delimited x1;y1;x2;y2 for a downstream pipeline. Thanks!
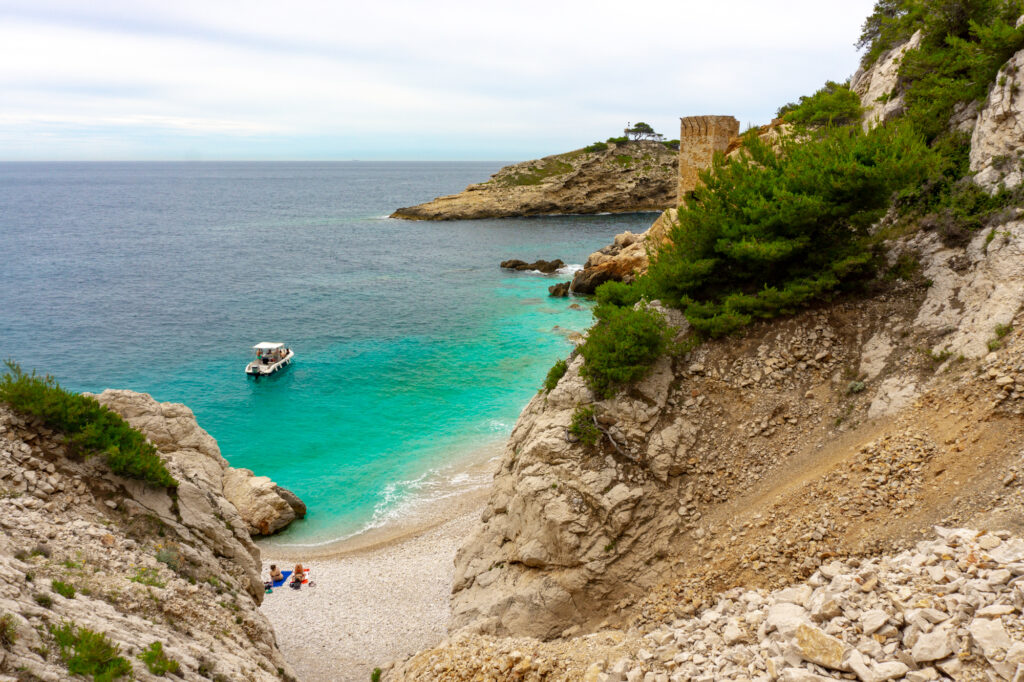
245;342;294;377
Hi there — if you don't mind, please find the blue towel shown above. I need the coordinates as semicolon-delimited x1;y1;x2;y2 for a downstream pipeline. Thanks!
271;570;292;587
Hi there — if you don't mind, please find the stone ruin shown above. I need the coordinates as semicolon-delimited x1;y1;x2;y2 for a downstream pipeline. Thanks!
678;115;740;201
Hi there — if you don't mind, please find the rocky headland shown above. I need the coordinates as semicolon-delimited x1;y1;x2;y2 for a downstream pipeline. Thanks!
390;140;677;220
0;390;305;680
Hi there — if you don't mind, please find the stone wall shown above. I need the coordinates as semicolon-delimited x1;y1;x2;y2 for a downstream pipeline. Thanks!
678;115;739;200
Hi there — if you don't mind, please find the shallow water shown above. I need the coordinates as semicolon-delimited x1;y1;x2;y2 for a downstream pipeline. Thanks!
0;161;657;544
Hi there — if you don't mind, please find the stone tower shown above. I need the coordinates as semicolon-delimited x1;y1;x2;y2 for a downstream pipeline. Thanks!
678;115;740;201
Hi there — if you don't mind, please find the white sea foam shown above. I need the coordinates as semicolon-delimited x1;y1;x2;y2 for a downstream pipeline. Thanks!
268;443;500;549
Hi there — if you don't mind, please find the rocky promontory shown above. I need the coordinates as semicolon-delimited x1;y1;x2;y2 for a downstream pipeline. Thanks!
391;140;678;220
0;390;305;680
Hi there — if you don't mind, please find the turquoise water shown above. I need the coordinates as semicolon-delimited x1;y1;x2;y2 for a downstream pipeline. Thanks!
0;162;658;544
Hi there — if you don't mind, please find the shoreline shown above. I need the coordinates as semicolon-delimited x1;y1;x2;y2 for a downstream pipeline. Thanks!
255;439;501;559
258;453;500;682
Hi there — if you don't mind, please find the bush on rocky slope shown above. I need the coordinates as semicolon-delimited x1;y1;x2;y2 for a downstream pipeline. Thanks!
777;80;863;127
0;361;177;488
645;123;933;337
578;303;669;397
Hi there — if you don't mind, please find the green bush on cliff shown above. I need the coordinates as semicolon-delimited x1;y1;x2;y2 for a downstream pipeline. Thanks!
138;641;180;676
578;304;669;397
778;81;863;127
0;361;177;488
542;358;568;392
50;621;133;681
568;405;601;446
641;123;934;337
583;141;609;153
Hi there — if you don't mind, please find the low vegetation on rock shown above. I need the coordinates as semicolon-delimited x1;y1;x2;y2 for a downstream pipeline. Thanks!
50;621;133;681
138;640;181;676
777;80;863;127
578;303;669;397
0;361;177;488
568;405;600;446
542;358;568;392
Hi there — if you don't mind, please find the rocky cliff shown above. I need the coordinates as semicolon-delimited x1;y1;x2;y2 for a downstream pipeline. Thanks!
0;390;303;681
386;30;1024;682
390;141;677;221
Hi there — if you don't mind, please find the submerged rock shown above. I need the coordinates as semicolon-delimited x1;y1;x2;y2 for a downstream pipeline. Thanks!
548;281;571;297
500;258;565;274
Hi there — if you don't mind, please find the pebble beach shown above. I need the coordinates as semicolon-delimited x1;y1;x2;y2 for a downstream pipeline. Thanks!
259;489;489;682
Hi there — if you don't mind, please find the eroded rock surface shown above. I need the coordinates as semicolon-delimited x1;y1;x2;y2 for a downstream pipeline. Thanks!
971;46;1024;191
391;141;677;220
93;389;306;537
0;404;296;680
851;31;922;130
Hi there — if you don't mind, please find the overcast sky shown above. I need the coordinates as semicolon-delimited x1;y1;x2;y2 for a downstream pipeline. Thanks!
0;0;878;161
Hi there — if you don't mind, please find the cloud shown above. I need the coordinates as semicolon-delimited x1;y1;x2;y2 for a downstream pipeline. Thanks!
0;0;878;159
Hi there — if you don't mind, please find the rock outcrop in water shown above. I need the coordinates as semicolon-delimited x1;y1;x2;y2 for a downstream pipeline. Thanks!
390;141;677;220
569;209;674;294
0;390;302;680
500;259;566;274
94;390;307;536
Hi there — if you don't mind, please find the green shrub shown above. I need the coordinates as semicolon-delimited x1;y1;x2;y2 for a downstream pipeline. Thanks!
138;641;180;676
583;141;609;153
595;280;644;308
33;593;53;608
569;406;601;447
0;361;177;488
371;668;382;682
130;567;165;588
155;546;185;573
579;304;669;397
542;359;568;392
642;124;933;337
662;139;681;151
0;612;17;648
50;621;132;681
52;580;75;599
606;135;629;144
779;81;863;127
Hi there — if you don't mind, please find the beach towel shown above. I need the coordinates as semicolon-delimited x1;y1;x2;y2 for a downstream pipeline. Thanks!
271;570;292;587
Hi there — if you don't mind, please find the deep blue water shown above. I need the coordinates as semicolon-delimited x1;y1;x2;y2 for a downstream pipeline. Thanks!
0;162;657;544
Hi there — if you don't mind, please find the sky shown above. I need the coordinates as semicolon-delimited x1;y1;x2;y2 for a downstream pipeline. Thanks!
0;0;879;161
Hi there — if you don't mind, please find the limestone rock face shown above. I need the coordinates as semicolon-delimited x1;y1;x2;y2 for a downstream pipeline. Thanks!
912;218;1024;358
450;351;690;640
971;46;1024;191
570;209;675;294
222;468;306;535
851;30;922;130
93;390;305;537
0;405;296;680
391;141;677;220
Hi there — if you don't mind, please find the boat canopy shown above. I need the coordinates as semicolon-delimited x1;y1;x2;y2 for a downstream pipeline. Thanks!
253;342;285;351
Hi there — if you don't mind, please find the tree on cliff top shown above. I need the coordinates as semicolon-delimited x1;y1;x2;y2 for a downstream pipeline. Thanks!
625;122;663;141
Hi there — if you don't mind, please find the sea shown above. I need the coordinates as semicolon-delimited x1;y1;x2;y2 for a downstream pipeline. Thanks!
0;161;657;547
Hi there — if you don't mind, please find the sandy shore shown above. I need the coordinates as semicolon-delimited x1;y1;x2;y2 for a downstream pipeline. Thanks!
259;484;491;682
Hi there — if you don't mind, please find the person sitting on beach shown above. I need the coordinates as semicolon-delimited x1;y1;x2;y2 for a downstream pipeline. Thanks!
269;564;283;582
289;563;305;589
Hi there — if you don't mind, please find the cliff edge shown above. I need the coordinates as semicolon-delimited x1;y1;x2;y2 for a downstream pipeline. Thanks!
390;141;677;221
0;390;304;680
